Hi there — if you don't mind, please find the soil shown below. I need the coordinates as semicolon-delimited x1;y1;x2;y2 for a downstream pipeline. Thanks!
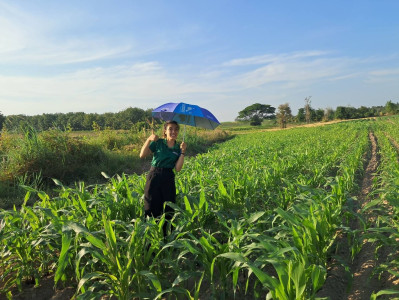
317;131;398;299
2;275;75;300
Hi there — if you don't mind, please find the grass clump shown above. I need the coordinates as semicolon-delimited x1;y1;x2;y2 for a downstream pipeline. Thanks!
0;125;232;209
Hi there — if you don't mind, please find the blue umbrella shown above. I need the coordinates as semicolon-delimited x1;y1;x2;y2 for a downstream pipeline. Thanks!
152;102;220;141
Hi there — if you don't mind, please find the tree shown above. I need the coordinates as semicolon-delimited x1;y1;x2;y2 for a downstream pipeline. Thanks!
345;106;357;119
314;109;324;122
0;111;5;131
335;106;359;119
296;108;306;122
116;107;151;130
323;107;334;121
276;103;292;129
249;115;262;126
335;106;347;119
385;100;397;115
304;96;312;124
236;103;276;125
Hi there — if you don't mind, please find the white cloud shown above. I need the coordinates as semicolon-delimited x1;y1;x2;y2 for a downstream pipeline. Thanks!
369;69;399;77
0;3;34;54
0;3;133;65
366;68;399;84
0;50;397;121
213;52;352;92
223;51;329;67
0;62;187;115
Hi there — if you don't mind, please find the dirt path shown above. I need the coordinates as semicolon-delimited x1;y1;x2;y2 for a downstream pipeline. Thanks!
317;131;395;299
346;132;381;299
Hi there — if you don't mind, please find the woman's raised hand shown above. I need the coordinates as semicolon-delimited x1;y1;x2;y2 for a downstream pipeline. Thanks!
148;130;159;142
140;130;158;159
180;141;187;153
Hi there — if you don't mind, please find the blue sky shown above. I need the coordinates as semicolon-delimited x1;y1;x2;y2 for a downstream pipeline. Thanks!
0;1;398;122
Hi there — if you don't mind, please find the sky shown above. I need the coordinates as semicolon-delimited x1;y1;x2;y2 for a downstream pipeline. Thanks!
0;1;398;122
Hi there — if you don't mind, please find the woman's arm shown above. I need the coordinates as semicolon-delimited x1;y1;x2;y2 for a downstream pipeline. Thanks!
175;153;185;172
175;142;187;172
140;132;158;158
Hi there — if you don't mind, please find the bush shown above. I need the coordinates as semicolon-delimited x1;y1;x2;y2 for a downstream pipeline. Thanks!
0;128;109;184
250;115;262;126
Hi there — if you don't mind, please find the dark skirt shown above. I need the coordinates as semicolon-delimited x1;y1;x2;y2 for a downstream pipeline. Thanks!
144;167;176;218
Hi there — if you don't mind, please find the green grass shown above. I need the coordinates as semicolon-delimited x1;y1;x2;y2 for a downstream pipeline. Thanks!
219;119;277;131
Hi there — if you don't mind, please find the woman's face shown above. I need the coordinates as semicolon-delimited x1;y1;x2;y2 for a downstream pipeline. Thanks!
165;123;179;140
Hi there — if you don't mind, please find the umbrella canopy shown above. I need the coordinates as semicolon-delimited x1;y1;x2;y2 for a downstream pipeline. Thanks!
152;102;220;130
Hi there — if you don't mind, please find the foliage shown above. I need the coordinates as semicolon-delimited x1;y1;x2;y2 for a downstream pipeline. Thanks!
297;103;325;124
304;96;312;124
384;100;399;115
335;105;385;119
0;127;108;184
323;107;335;121
0;111;5;131
297;104;387;122
3;107;153;132
236;103;276;124
249;115;262;126
335;106;355;119
276;103;293;128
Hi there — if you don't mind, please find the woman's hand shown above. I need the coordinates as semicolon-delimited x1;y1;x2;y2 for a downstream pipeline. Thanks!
175;142;187;172
148;130;159;142
140;130;158;158
180;141;187;153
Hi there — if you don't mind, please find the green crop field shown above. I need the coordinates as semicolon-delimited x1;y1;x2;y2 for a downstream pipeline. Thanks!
1;116;399;299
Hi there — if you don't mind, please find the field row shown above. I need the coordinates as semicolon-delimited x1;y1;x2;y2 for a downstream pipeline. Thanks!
366;117;399;299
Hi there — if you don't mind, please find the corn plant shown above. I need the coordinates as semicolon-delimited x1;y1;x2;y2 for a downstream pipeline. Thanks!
364;117;399;297
0;192;57;294
56;214;164;299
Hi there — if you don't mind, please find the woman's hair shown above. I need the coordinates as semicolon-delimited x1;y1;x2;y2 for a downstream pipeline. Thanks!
163;120;180;137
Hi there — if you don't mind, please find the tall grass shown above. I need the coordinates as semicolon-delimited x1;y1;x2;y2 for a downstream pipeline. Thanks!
0;126;231;209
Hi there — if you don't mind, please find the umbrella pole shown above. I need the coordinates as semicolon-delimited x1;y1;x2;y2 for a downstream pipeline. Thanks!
183;124;186;142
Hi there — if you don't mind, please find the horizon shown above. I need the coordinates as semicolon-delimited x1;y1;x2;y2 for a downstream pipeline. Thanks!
1;101;390;120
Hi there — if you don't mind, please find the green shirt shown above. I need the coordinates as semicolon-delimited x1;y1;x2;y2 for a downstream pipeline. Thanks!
149;139;181;168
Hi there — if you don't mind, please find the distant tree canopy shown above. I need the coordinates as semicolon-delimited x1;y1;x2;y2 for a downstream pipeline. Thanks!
3;107;154;132
236;103;276;125
295;102;393;123
0;111;5;131
385;100;399;115
276;103;292;129
323;107;335;121
334;105;385;119
2;100;398;132
296;98;325;123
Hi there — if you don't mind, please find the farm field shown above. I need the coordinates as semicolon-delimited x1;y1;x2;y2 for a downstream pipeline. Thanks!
1;116;399;299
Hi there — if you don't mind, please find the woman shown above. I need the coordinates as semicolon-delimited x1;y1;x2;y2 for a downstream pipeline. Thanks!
139;120;187;221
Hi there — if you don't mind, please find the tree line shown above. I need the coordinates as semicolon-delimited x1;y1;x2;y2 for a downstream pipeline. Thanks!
236;100;399;127
0;100;398;132
0;107;153;132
